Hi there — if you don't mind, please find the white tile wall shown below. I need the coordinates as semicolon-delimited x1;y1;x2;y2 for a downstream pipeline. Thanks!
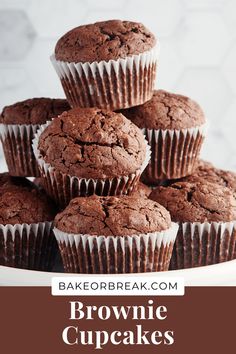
0;0;236;171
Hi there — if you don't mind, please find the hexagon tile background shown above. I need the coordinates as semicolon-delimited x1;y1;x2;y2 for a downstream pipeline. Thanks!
0;0;236;171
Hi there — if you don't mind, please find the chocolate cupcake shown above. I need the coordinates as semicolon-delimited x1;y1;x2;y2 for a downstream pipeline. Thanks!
51;20;158;110
0;97;70;177
33;107;150;208
150;180;236;269
0;173;58;270
53;195;178;273
121;90;206;184
183;160;236;192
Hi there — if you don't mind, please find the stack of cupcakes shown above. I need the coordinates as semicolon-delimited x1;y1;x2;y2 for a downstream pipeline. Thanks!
0;99;69;271
0;19;235;274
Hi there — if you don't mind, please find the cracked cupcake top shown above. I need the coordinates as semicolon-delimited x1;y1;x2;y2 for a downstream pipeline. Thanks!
0;173;57;225
0;97;70;125
55;195;171;236
38;107;147;179
149;180;236;223
121;90;205;130
55;20;156;63
183;160;236;192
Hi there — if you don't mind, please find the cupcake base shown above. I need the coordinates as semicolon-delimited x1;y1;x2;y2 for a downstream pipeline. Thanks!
54;223;178;274
0;124;40;177
39;167;141;209
0;221;57;271
141;125;206;184
170;221;236;270
50;45;159;110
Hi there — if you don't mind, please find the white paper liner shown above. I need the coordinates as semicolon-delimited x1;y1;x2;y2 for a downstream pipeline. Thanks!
32;121;151;207
141;123;207;183
0;221;57;271
50;44;160;110
53;222;178;274
170;220;236;270
0;123;40;177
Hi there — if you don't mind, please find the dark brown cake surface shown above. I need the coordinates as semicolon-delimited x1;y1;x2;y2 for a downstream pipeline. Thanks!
132;182;151;198
0;97;70;125
55;20;156;63
121;90;205;130
183;160;236;192
0;172;31;190
149;180;236;223
0;173;57;225
38;107;146;179
55;195;171;236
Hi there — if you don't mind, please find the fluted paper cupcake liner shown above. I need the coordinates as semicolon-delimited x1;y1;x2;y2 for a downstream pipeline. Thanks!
0;123;40;177
170;221;236;270
0;221;57;271
53;222;178;274
32;121;151;208
50;44;159;110
141;124;206;184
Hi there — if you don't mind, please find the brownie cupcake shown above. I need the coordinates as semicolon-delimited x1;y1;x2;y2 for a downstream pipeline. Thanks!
183;160;236;192
121;90;206;184
53;195;178;273
0;173;58;270
33;107;150;207
0;97;70;177
150;180;236;269
51;20;158;110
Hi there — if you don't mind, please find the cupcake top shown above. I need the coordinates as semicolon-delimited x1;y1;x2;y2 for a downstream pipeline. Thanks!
55;20;156;63
0;173;57;225
0;172;31;190
0;97;70;125
132;182;151;198
121;90;205;130
184;160;236;192
55;195;171;236
38;107;147;179
149;180;236;223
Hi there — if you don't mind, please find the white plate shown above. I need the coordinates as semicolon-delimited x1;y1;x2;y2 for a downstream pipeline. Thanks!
1;259;236;286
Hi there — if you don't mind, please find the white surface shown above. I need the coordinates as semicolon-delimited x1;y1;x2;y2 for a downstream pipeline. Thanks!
0;1;235;170
1;260;236;287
